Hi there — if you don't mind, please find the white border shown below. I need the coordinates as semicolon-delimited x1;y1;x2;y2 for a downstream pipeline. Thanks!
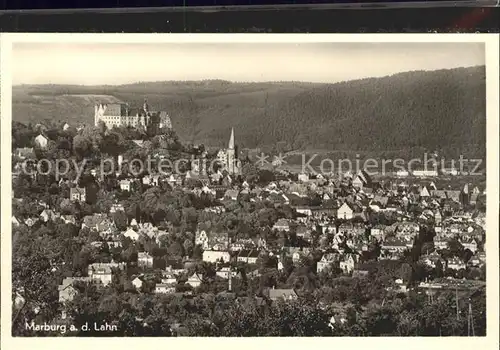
1;33;499;350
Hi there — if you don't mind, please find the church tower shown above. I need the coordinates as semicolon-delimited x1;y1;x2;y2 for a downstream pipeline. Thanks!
141;98;149;127
226;128;236;174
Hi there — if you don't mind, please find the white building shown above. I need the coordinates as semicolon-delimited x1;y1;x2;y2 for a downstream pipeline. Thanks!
34;134;48;149
317;254;337;273
412;170;438;177
132;277;143;289
119;180;131;191
123;227;140;241
202;250;231;263
138;252;154;268
337;202;354;220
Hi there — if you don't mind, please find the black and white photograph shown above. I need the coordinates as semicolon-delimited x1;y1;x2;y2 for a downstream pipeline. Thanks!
1;34;498;343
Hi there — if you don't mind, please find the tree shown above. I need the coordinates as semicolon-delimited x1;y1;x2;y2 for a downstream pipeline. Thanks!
167;241;184;259
399;263;413;284
192;244;204;260
434;260;444;278
183;239;194;258
112;210;128;231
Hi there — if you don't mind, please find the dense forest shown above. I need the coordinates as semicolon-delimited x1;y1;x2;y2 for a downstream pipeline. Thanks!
13;66;486;159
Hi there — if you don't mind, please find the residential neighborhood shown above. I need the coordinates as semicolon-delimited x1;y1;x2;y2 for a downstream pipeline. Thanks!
11;117;487;337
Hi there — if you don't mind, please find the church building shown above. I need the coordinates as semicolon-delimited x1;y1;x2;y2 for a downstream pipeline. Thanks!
217;128;241;175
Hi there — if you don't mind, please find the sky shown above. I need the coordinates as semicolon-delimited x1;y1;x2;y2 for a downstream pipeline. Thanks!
12;42;485;85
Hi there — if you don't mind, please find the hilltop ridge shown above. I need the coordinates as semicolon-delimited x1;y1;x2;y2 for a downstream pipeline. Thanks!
13;65;486;158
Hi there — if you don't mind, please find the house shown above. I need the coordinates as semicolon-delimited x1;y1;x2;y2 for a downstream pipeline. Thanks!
312;206;337;218
317;253;337;273
468;253;485;267
132;276;143;290
87;262;126;286
70;187;86;202
460;237;478;253
370;225;385;241
273;218;290;232
328;315;348;329
393;278;411;293
296;225;312;240
412;169;438;177
15;147;35;159
216;267;238;279
395;222;420;239
12;216;20;226
441;167;459;176
195;230;209;249
446;191;461;203
352;170;372;190
59;215;76;225
231;238;257;252
34;134;48;149
186;273;203;288
236;250;259;264
420;186;430;198
447;257;466;270
295;207;313;217
381;239;408;253
58;277;91;303
161;272;178;285
138;252;154;268
351;175;364;190
434;237;449;250
105;240;122;249
24;217;39;227
339;254;356;273
40;209;58;223
352;269;370;278
268;288;298;301
431;190;447;201
202;250;231;263
110;203;125;214
370;195;389;211
320;222;337;235
195;229;229;251
166;174;178;187
123;227;140;241
337;202;354;220
63;122;70;131
292;251;303;264
396;169;409;177
224;189;239;201
298;173;310;182
338;223;365;236
81;214;116;237
420;251;443;268
119;179;132;191
155;284;176;294
142;174;161;186
434;211;443;225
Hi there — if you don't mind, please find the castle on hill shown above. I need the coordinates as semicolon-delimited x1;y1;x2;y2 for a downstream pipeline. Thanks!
94;99;172;131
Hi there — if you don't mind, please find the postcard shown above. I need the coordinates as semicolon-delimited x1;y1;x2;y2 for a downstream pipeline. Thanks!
1;33;498;349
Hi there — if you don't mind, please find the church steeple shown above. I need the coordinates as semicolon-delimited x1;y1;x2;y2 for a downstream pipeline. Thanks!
228;127;235;149
143;98;149;114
